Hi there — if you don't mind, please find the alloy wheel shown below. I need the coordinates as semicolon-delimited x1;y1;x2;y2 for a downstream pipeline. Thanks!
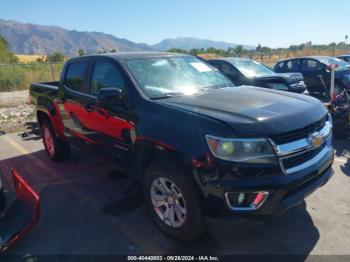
150;177;187;228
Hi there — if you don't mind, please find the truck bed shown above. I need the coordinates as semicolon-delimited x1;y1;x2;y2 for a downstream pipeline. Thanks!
29;81;59;106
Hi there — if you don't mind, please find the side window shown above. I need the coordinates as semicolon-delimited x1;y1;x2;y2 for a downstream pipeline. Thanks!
64;62;88;93
90;61;126;96
221;63;238;77
286;60;300;71
302;59;323;71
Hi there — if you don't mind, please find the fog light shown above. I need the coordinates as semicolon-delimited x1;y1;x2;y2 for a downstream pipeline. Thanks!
225;191;269;211
238;193;245;204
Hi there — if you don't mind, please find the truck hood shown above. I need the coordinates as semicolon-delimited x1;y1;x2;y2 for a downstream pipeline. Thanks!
160;86;327;137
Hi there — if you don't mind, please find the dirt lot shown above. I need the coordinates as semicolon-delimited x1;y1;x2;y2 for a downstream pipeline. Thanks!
0;90;35;134
0;129;349;258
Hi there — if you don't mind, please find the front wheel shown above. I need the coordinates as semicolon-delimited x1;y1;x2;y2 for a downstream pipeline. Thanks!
143;159;205;241
40;119;70;161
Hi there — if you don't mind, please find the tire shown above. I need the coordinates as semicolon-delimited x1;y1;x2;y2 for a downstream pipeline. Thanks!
143;158;205;241
40;119;70;161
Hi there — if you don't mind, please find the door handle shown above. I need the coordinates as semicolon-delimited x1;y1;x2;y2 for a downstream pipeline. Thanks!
84;105;94;113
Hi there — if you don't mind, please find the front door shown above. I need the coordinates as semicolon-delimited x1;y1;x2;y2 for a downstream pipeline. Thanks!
84;58;135;155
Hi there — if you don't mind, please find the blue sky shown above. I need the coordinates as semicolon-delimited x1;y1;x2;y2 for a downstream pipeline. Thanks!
0;0;349;47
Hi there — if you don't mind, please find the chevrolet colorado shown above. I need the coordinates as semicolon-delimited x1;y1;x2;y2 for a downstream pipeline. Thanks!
30;52;334;240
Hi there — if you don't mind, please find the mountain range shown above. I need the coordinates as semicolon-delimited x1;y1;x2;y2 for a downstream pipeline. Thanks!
0;19;254;56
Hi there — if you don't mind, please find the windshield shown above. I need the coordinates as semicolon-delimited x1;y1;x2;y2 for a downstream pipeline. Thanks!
317;57;350;70
126;56;234;99
228;59;274;77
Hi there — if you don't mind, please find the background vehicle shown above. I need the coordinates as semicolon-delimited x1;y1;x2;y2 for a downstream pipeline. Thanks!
274;56;350;99
30;52;333;241
208;58;308;94
337;54;350;63
0;169;40;252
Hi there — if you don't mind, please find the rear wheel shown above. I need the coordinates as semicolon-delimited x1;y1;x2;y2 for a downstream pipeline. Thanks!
40;119;70;161
143;159;205;241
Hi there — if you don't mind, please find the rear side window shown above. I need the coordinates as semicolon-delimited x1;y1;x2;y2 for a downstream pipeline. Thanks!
90;61;126;96
302;59;323;71
286;60;301;71
64;62;88;93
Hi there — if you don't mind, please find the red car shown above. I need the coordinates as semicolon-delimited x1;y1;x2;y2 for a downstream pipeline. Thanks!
0;169;40;252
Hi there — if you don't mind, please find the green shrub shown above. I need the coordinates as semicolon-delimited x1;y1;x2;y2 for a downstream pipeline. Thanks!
0;63;64;92
0;66;26;91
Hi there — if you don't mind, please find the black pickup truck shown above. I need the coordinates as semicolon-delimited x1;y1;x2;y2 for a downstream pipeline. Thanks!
30;52;333;240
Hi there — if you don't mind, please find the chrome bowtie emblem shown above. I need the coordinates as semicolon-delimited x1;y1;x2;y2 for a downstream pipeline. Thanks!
309;132;324;149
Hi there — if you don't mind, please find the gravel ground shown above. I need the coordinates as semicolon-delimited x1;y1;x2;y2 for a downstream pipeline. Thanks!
0;90;35;134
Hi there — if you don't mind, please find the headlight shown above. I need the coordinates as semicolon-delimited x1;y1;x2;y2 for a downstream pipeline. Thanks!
206;135;276;164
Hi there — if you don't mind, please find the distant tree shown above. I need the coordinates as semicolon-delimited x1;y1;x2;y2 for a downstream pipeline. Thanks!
256;43;262;53
36;56;45;63
46;51;65;63
167;48;188;54
0;35;19;63
190;48;200;55
78;48;85;56
261;46;271;54
110;48;117;53
234;45;244;56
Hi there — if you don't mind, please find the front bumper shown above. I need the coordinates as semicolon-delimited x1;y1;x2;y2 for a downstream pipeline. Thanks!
0;169;40;252
203;164;333;238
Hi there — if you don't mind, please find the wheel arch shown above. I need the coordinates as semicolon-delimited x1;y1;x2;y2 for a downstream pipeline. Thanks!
36;100;64;138
134;139;191;181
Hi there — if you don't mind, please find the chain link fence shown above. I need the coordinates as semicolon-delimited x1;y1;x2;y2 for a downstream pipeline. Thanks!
0;63;64;92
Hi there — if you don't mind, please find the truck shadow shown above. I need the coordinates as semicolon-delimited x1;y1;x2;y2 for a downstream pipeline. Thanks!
163;201;319;257
333;139;350;177
17;121;41;141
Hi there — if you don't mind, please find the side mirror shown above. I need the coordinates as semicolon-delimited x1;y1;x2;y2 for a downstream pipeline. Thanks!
97;87;124;107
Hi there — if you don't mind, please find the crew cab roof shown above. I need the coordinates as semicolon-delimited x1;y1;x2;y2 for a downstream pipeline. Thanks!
209;57;251;62
277;56;339;62
66;52;186;63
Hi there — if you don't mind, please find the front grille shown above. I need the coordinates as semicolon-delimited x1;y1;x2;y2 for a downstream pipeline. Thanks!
272;115;327;144
281;142;326;170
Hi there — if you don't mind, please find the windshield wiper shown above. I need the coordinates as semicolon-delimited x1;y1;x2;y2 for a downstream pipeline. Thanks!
149;92;184;100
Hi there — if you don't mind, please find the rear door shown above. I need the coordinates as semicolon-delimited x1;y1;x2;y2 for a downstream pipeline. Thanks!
301;58;328;94
59;58;100;144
